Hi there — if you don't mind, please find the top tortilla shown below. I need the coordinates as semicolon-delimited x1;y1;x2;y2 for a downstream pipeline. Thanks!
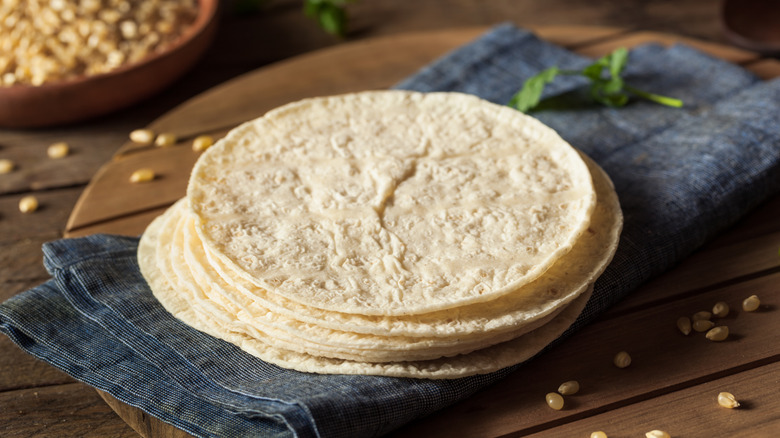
187;91;596;315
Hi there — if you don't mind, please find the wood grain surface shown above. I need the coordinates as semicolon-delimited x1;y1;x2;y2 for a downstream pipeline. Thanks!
2;1;779;437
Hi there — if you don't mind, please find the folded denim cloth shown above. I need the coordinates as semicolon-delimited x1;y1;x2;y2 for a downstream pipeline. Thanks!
2;24;780;438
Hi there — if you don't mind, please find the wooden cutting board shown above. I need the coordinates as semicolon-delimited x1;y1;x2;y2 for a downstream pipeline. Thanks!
64;26;780;438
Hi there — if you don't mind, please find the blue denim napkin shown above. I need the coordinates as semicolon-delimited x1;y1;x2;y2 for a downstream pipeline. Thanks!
2;24;780;438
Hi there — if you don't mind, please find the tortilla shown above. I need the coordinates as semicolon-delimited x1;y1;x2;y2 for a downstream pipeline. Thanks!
187;91;597;315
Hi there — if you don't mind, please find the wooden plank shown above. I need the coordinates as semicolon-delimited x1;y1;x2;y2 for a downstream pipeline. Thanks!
524;361;780;437
0;237;53;283
393;272;779;437
708;193;780;248
0;383;137;438
607;231;780;316
0;188;82;244
0;335;75;392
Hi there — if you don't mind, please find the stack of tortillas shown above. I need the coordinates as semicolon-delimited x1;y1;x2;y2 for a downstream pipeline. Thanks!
138;90;623;379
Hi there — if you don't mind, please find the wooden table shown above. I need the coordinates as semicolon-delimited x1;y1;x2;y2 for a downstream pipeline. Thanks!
2;1;778;437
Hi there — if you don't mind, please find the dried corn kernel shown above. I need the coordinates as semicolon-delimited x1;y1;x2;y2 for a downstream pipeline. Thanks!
692;311;712;322
742;295;760;312
613;351;631;368
693;319;714;332
645;431;670;438
130;129;155;145
676;316;691;335
154;132;177;147
19;195;39;213
590;432;608;438
192;135;214;152
0;158;14;173
557;380;579;395
129;168;155;183
545;392;564;410
717;391;740;408
712;301;729;318
47;142;70;158
705;326;729;341
0;0;198;86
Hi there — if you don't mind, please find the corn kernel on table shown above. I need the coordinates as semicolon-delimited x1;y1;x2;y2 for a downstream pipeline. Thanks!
1;1;779;437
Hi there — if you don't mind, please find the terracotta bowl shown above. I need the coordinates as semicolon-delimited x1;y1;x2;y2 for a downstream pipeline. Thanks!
721;0;780;55
0;0;219;128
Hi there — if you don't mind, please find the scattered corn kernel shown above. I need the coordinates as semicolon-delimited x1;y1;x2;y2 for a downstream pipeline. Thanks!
590;432;608;438
192;135;214;152
705;326;729;342
545;392;564;410
0;158;14;173
613;351;631;368
693;319;714;332
645;431;670;438
742;295;760;312
129;168;155;183
676;316;691;335
557;380;580;395
47;142;70;159
19;195;39;213
155;132;177;147
712;301;729;318
130;129;155;145
717;391;740;408
692;311;712;322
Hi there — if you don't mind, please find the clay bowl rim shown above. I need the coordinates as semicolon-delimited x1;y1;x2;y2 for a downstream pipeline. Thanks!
720;0;780;55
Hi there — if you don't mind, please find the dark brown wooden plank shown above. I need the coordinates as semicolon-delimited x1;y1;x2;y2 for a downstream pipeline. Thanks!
0;335;75;392
0;383;137;438
0;187;82;242
607;231;780;316
709;193;780;248
393;271;779;437
525;361;780;437
0;132;118;195
0;188;84;282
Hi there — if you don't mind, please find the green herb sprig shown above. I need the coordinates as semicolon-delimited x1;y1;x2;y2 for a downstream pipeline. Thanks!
508;47;683;112
303;0;355;37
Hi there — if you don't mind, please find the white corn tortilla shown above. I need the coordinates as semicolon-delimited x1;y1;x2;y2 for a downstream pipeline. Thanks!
148;199;567;362
139;154;620;364
139;201;594;377
182;154;619;340
187;91;597;315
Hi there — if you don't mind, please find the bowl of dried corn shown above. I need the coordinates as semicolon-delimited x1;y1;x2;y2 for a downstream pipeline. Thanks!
0;0;219;128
